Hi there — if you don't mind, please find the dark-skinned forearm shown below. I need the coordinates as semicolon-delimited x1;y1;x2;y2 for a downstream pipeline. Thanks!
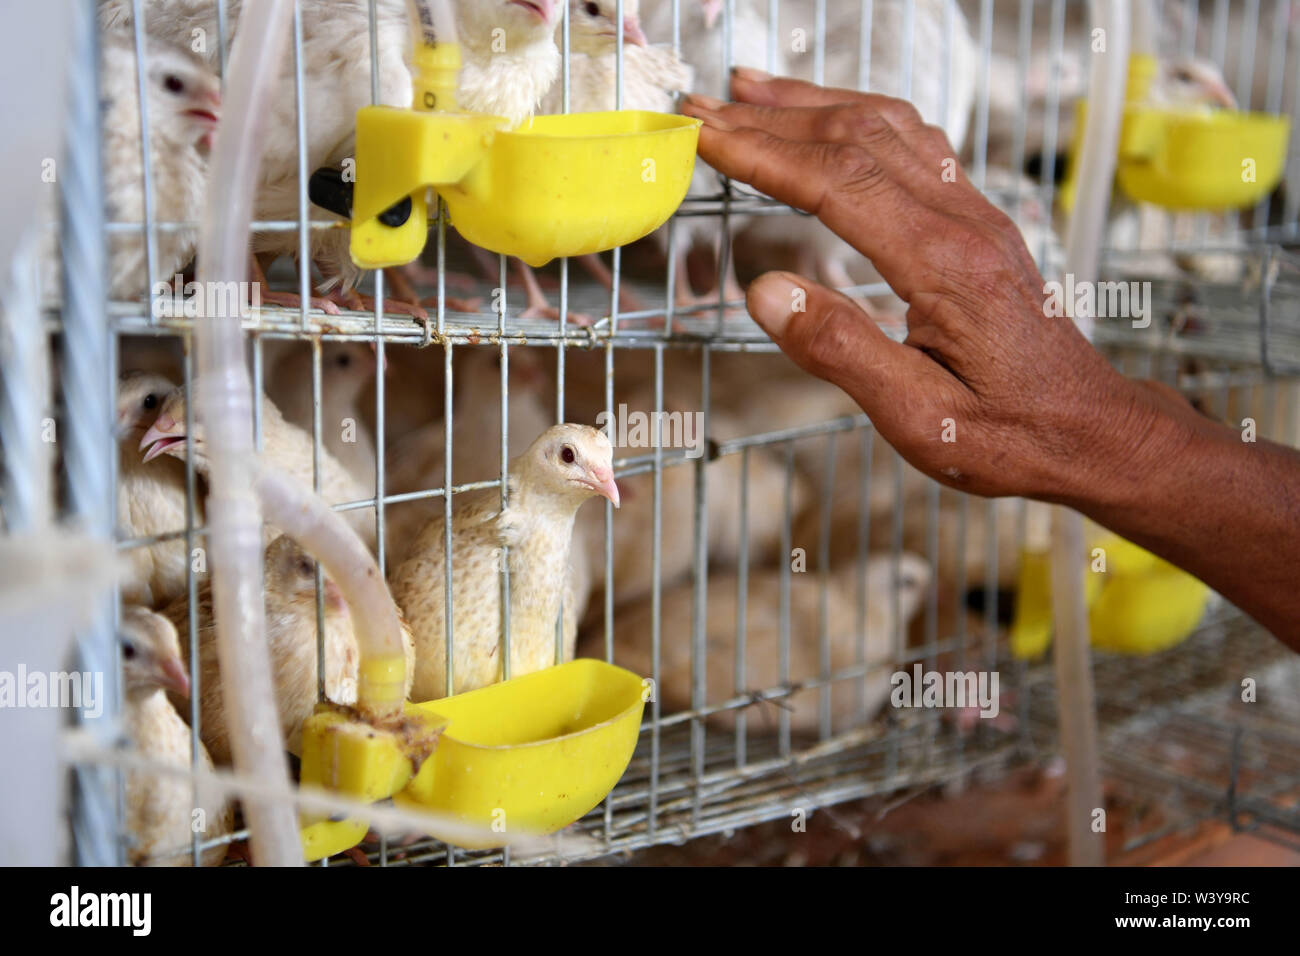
1055;395;1300;646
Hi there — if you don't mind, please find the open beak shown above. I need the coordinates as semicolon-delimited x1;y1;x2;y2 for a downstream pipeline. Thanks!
158;655;191;698
185;88;221;150
140;417;186;462
586;468;620;508
623;15;648;47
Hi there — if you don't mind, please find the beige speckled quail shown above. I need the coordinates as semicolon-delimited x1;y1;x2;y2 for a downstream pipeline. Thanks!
161;535;415;763
597;553;931;735
267;342;380;491
140;387;376;552
115;371;198;610
120;606;231;866
391;424;619;701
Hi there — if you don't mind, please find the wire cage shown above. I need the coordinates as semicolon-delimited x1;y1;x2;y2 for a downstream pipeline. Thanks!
1;0;1298;868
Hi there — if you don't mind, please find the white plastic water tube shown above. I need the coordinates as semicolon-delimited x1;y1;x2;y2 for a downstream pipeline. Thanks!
192;0;299;868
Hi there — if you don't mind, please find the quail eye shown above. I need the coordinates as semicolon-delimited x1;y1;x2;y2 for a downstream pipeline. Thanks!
142;393;158;411
584;2;600;16
299;559;314;577
122;643;137;661
336;354;351;368
164;74;185;94
561;445;575;464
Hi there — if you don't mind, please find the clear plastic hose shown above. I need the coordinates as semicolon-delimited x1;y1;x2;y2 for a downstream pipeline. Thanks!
1049;0;1131;868
254;465;407;720
193;0;300;867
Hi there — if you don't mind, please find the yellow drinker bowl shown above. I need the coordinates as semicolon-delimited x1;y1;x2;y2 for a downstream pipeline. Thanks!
298;658;646;858
1114;107;1289;209
394;658;646;849
1062;55;1289;213
350;108;702;269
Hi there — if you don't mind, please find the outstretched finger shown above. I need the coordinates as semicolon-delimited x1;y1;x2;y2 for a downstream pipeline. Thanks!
746;271;962;432
684;94;961;196
693;120;941;301
727;69;962;167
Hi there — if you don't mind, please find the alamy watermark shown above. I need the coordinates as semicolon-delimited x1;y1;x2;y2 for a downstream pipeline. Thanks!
151;275;261;320
890;664;1000;719
596;403;705;460
1043;274;1151;329
0;666;103;718
50;886;150;936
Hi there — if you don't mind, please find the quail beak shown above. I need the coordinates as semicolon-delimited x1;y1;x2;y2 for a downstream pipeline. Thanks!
184;87;221;151
623;15;648;47
510;0;555;23
140;416;187;462
584;467;620;508
158;654;191;698
1204;77;1238;109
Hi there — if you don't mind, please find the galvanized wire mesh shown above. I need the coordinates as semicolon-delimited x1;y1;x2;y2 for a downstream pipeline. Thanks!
2;0;1296;867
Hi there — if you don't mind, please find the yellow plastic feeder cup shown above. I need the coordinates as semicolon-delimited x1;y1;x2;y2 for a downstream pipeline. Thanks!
296;659;647;859
1114;107;1289;209
297;702;446;862
349;108;702;269
1061;54;1290;212
394;659;647;850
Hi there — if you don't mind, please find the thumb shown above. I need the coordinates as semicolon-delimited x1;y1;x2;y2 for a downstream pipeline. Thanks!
745;271;932;413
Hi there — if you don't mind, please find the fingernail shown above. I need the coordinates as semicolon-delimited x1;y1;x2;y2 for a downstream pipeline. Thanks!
732;66;772;83
747;272;801;337
683;92;726;110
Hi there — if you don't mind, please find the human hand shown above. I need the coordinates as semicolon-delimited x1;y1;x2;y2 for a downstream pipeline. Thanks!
681;70;1196;507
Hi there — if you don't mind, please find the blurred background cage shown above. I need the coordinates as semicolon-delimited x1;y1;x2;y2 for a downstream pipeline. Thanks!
1;0;1298;867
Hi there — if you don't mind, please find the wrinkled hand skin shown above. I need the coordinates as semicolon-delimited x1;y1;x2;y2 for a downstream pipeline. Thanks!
682;71;1300;644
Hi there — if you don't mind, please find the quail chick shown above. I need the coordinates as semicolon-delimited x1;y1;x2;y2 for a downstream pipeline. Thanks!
121;605;231;866
643;0;787;306
599;553;931;734
576;397;810;612
102;0;420;315
382;346;553;566
44;33;219;303
267;342;380;490
541;0;676;116
392;424;618;700
116;371;199;608
140;386;376;551
537;0;689;311
161;535;413;762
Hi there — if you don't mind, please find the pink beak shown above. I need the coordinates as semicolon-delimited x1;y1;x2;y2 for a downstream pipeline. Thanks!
623;15;648;47
159;655;191;698
1205;78;1238;109
185;89;221;150
511;0;556;22
589;467;620;508
140;417;184;462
